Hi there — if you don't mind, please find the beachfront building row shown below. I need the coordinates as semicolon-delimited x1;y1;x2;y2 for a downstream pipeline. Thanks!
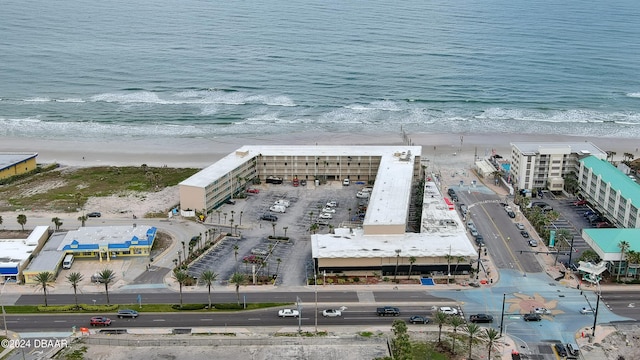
179;146;423;214
0;152;38;180
180;145;477;277
509;142;606;193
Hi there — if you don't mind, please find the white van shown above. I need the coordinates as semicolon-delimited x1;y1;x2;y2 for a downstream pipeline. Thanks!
269;205;286;213
62;254;74;269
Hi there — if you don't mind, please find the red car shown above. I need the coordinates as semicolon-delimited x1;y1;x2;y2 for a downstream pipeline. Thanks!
90;316;112;326
246;188;260;194
574;200;586;206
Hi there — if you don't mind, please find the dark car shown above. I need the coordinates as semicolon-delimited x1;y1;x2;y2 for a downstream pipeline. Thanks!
520;230;530;238
224;199;236;205
469;314;494;323
523;313;542;322
554;343;568;357
87;212;102;218
408;315;429;324
90;316;112;326
117;309;139;318
507;211;516;218
261;214;278;222
475;235;485;246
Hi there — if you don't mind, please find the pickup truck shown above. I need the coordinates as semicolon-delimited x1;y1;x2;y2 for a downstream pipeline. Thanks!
376;306;400;316
469;314;494;323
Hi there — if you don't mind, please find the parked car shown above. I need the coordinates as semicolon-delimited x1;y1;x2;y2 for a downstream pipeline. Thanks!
554;343;568;358
520;230;530;238
90;316;112;326
438;307;458;315
470;229;479;238
246;188;260;194
342;178;350;186
326;201;338;208
266;176;283;184
574;200;587;206
224;199;236;205
356;191;370;198
475;235;485;246
117;309;139;318
523;313;542;321
322;309;342;317
322;207;336;213
251;248;268;256
260;214;278;222
269;205;286;213
507;211;516;218
300;179;307;186
87;212;102;218
469;314;494;323
515;223;525;230
408;315;429;324
580;307;594;314
315;219;330;226
534;307;550;315
528;239;538;247
319;212;332;219
278;309;300;317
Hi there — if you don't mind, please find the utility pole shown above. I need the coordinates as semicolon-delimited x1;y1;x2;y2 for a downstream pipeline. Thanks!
499;293;506;336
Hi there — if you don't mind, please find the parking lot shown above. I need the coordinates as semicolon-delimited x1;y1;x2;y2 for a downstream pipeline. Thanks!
189;180;368;286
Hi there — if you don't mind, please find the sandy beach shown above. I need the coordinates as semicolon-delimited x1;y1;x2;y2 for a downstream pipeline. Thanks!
2;132;638;169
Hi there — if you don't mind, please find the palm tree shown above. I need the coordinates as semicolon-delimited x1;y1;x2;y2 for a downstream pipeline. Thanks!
271;222;276;237
453;256;466;276
464;323;482;360
275;258;282;276
484;327;502;359
233;244;239;272
449;314;465;356
434;311;449;343
230;210;235;222
393;249;401;282
283;226;288;238
173;269;189;307
239;211;243;225
216;210;221;223
77;214;87;227
199;270;218;309
0;215;3;228
407;256;416;280
229;272;247;305
51;217;63;231
97;269;115;305
223;212;227;224
66;272;84;309
17;214;27;230
34;271;55;306
618;240;630;281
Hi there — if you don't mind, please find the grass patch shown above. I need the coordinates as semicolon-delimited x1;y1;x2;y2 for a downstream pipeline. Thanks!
0;165;199;212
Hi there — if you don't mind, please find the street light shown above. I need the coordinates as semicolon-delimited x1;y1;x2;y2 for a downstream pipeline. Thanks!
476;243;483;280
499;293;506;336
314;273;318;333
1;281;8;336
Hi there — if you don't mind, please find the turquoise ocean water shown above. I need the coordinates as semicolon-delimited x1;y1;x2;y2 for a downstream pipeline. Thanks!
1;0;640;141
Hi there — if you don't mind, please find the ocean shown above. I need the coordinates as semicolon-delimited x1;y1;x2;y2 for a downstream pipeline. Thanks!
1;0;640;142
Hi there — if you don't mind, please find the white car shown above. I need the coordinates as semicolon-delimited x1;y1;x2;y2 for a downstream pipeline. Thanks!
439;307;458;315
319;212;332;219
580;307;594;315
322;207;336;213
322;309;342;317
326;201;338;207
356;191;370;199
534;307;550;315
278;309;300;317
515;223;525;230
342;178;350;186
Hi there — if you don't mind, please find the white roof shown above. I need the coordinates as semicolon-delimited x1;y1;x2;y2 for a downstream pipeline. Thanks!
312;227;477;258
180;145;422;188
510;142;606;157
364;149;417;227
0;226;48;270
58;225;154;250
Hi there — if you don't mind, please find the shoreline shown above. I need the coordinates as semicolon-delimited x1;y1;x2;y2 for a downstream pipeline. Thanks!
2;132;638;168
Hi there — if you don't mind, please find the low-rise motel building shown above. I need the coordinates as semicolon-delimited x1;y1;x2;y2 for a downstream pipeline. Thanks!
0;152;38;180
179;145;477;278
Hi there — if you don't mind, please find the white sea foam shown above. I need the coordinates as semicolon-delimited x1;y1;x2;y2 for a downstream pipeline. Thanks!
57;98;85;103
626;92;640;98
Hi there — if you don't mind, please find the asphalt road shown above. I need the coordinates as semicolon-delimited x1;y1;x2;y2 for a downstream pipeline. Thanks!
5;304;451;332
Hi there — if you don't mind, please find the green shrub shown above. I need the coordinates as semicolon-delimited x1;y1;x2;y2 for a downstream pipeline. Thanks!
212;303;244;310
